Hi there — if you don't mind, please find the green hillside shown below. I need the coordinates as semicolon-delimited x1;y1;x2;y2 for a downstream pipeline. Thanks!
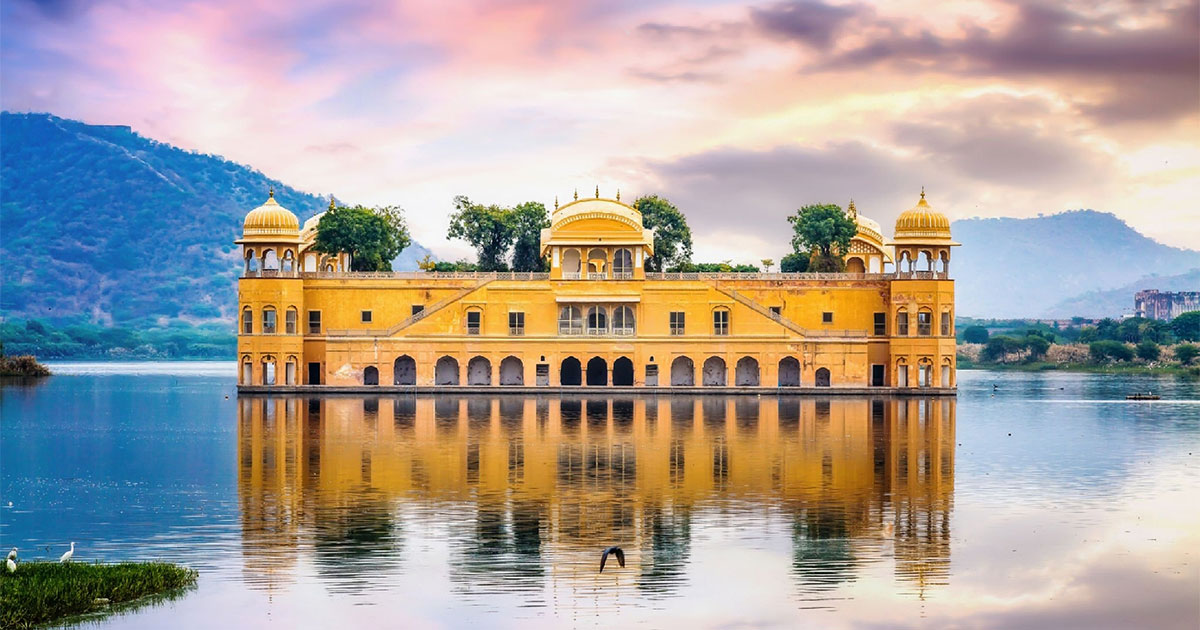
1;112;334;325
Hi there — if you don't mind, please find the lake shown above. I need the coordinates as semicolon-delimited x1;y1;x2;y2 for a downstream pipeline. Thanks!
2;364;1198;629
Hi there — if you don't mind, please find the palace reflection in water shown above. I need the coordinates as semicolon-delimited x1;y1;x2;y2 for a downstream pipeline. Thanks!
238;395;954;604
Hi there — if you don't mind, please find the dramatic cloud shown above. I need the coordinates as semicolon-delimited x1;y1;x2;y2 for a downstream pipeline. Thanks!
1;0;1196;257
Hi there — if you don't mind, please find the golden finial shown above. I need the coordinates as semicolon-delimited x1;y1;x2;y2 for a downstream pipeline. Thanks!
616;189;621;202
920;186;926;200
328;196;335;210
573;189;578;201
848;198;857;218
554;196;559;209
268;186;274;199
595;185;600;199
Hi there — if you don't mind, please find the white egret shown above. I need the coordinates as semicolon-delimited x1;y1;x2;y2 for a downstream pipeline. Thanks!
6;548;15;562
59;542;75;563
5;558;14;573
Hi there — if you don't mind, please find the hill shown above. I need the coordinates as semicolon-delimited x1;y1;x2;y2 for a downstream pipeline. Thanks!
1044;268;1200;318
0;112;426;327
951;211;1200;318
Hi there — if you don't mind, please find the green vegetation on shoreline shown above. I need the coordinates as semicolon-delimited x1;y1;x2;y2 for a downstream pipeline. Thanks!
1;319;234;360
0;561;197;629
957;356;1199;376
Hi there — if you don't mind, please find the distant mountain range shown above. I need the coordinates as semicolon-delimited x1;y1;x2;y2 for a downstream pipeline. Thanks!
2;112;1196;326
951;211;1200;318
0;112;428;327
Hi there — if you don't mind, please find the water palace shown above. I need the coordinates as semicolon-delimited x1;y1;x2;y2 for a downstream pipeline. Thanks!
236;189;958;392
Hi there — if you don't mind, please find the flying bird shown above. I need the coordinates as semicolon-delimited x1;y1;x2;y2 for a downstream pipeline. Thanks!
599;546;624;573
59;542;75;563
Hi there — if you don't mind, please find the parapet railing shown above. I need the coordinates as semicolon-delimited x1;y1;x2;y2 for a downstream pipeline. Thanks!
239;270;944;282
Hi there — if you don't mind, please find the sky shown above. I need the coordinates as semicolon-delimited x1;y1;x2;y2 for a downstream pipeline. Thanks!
2;0;1198;262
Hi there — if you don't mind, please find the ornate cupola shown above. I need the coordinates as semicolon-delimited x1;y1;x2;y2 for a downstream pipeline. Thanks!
887;189;959;275
540;188;654;280
843;199;893;273
236;189;302;274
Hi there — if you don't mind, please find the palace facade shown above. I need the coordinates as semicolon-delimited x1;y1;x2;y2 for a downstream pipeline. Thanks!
236;189;958;390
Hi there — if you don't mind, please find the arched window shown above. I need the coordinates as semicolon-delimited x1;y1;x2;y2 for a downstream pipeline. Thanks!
814;367;831;387
558;306;583;335
499;356;523;386
394;355;416;385
896;309;909;336
613;249;633;278
242;308;253;334
896;358;910;387
587;306;607;335
587;248;607;278
917;308;932;336
562;249;582;277
670;356;695;386
285;357;297;385
285;307;298;334
364;366;379;385
262;357;276;386
262;307;277;334
918;359;933;387
941;357;953;388
939;251;950;275
735;357;759;386
702;356;726;386
941;310;952;336
435;356;460;385
467;356;491;385
612;306;635;335
845;257;865;273
281;250;295;272
465;308;482;335
263;249;280;271
778;357;801;387
241;355;252;384
245;249;258;274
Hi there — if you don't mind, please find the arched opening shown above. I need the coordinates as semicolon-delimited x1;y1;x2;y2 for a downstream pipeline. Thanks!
394;355;416;385
285;357;297;384
261;307;277;334
896;360;909;387
670;356;695;386
467;356;492;385
285;307;298;334
612;305;635;335
846;257;865;273
941;358;952;388
918;308;933;336
702;356;726;386
587;306;608;335
262;358;276;386
263;249;280;271
241;356;252;385
560;357;582;386
897;251;910;273
939;250;950;275
587;248;607;276
242;307;253;334
612;248;633;277
499;356;523;385
917;250;932;272
586;357;608;386
612;357;634;386
735;357;760;386
364;366;380;385
896;309;910;336
245;249;258;273
918;360;932;388
814;367;831;387
562;249;581;276
778;357;801;387
712;307;730;335
303;253;317;272
281;250;295;272
435;356;460;385
558;305;582;335
941;310;952;337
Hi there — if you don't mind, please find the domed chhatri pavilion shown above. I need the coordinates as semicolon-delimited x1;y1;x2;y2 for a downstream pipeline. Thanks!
236;190;958;391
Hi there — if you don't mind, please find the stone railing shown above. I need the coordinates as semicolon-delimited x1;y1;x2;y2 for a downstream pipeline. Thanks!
241;270;916;281
646;272;893;281
893;271;950;280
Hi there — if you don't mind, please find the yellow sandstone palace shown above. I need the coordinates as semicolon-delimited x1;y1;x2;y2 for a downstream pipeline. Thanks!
236;189;958;391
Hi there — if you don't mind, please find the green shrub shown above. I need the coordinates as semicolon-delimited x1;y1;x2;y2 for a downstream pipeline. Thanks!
962;325;989;344
1089;340;1134;362
1174;344;1199;365
1135;340;1160;361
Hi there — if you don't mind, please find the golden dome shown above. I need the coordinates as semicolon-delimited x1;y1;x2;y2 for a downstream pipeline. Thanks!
893;190;952;240
242;190;299;238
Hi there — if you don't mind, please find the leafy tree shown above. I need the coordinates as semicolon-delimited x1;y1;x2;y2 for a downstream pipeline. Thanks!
447;196;516;272
635;195;693;272
1024;335;1050;360
780;252;809;273
786;204;857;272
669;262;759;272
1174;343;1199;365
1135;340;1160;361
1089;340;1133;362
761;259;774;272
1171;311;1200;342
981;336;1024;362
962;325;989;344
510;201;550;272
314;204;410;272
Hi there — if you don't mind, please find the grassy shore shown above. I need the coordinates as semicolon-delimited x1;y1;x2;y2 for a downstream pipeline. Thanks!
0;561;197;629
0;354;51;377
958;358;1200;376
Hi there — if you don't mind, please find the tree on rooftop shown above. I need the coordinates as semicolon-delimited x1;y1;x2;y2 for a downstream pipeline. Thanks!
313;204;410;272
635;195;693;272
447;196;516;272
787;204;857;273
510;201;550;272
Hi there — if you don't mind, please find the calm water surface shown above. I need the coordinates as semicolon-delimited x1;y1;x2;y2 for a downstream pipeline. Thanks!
2;365;1198;629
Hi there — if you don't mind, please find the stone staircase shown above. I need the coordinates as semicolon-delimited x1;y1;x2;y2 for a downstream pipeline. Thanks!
708;280;807;336
327;277;494;337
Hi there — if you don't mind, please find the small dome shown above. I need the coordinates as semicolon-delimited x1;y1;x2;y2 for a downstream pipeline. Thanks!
243;191;299;237
848;201;885;246
894;190;951;239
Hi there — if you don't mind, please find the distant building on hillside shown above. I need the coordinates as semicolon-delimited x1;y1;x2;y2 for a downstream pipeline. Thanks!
1135;290;1200;320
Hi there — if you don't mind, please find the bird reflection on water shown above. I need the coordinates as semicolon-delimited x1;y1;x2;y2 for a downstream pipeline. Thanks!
237;395;954;606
